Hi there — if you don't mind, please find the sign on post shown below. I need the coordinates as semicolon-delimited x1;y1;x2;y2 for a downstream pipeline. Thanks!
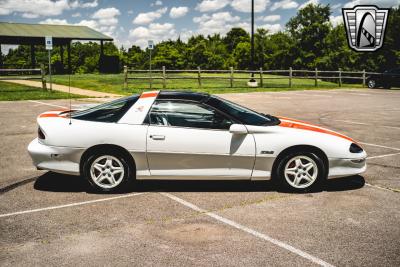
148;40;153;89
45;36;53;90
148;40;154;50
45;36;53;50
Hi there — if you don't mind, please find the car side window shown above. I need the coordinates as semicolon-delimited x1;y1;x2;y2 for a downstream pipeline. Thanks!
72;95;139;123
149;100;233;130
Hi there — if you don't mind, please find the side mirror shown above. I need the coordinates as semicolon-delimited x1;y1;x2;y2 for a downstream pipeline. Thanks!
229;124;248;134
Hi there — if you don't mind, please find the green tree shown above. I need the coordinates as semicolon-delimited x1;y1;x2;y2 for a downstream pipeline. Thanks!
233;42;251;69
286;3;331;69
224;28;250;52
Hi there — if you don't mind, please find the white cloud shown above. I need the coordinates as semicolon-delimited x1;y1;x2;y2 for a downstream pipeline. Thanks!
133;7;167;25
129;22;177;48
195;0;230;12
170;6;189;18
298;0;319;9
151;0;163;7
0;0;97;17
259;23;282;33
231;0;270;13
193;11;243;36
39;6;121;37
72;12;81;17
261;14;281;22
70;0;98;9
344;0;399;8
39;18;69;25
270;0;299;11
329;15;343;26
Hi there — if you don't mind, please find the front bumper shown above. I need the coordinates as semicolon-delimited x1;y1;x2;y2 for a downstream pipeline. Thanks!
27;138;84;176
328;157;367;179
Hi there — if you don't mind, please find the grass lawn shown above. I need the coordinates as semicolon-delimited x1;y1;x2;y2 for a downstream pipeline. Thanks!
0;81;86;101
51;73;363;95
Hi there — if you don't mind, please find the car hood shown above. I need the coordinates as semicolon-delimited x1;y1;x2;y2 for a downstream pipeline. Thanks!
276;116;355;143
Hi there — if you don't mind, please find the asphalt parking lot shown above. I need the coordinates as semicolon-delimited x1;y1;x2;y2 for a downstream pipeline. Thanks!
1;88;399;266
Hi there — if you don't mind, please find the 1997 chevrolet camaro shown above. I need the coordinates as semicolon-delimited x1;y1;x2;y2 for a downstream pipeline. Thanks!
28;91;367;192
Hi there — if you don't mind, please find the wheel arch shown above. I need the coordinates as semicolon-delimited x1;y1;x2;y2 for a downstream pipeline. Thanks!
80;144;136;176
271;145;329;180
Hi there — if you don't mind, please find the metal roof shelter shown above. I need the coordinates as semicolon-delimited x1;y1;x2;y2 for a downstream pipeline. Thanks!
0;22;113;72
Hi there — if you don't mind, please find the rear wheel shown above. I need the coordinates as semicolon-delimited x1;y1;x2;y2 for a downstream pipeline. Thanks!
83;151;132;192
276;152;326;192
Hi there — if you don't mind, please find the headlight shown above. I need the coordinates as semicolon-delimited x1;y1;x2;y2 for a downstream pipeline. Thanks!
350;143;363;153
38;127;45;139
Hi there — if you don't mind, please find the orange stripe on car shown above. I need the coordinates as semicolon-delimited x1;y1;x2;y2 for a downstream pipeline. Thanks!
279;119;355;142
140;92;158;98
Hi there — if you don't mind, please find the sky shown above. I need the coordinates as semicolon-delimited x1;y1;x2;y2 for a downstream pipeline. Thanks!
0;0;399;53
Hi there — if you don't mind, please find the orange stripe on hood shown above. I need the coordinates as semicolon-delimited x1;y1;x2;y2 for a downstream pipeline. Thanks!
278;117;355;142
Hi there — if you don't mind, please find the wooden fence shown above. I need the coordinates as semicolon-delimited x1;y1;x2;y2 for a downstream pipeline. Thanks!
124;65;380;89
0;63;47;89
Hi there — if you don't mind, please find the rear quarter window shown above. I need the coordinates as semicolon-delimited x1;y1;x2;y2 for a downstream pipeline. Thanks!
71;95;139;123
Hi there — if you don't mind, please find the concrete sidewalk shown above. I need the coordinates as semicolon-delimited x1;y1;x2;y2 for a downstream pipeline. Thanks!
5;80;121;98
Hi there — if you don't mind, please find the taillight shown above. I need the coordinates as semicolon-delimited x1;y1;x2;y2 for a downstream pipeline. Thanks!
38;127;45;139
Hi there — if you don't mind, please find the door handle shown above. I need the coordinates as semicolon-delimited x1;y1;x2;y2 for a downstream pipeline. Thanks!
150;135;165;140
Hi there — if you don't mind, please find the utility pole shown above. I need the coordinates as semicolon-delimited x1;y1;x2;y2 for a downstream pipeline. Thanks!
251;0;254;76
248;0;258;87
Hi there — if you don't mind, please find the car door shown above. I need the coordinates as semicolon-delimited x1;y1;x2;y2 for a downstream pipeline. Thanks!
145;100;256;180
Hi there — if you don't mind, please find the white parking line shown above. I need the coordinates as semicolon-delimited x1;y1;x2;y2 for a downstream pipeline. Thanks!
28;100;67;109
161;192;335;267
360;142;400;151
367;152;400;159
0;192;146;218
331;119;400;130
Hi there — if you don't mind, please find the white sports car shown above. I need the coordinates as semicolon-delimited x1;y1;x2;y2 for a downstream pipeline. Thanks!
28;91;367;192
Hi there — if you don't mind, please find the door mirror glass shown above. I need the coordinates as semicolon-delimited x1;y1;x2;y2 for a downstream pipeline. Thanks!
229;124;248;134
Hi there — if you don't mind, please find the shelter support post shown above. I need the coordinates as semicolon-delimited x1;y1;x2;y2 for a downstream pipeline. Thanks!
0;44;2;68
30;44;35;68
60;45;64;70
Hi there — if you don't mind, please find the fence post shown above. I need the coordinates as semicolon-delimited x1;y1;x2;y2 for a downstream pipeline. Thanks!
315;68;318;87
289;67;292;88
338;68;342;87
162;66;166;89
259;67;263;87
123;65;128;90
230;67;234;88
362;69;366;87
40;63;47;90
197;66;202;87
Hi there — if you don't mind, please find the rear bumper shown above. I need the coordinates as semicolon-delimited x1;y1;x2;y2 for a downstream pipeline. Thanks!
27;138;84;176
328;157;367;179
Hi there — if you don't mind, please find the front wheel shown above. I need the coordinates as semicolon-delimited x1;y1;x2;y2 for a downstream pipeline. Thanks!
83;152;132;192
367;79;376;89
276;152;326;192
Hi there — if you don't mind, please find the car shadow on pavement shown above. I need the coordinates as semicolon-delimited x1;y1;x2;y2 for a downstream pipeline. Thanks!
33;171;365;194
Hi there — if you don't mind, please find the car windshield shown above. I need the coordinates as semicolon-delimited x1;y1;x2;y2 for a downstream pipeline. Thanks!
71;95;139;122
206;96;279;126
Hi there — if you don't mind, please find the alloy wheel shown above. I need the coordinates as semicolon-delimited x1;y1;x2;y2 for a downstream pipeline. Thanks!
90;155;125;189
284;155;318;189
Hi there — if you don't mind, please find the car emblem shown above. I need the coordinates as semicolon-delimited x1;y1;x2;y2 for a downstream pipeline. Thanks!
342;5;389;52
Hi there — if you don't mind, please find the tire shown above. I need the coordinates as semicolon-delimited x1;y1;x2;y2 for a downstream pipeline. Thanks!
367;79;376;89
276;151;327;193
83;150;133;193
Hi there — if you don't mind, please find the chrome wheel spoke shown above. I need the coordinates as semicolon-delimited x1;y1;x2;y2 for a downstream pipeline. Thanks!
93;163;104;172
